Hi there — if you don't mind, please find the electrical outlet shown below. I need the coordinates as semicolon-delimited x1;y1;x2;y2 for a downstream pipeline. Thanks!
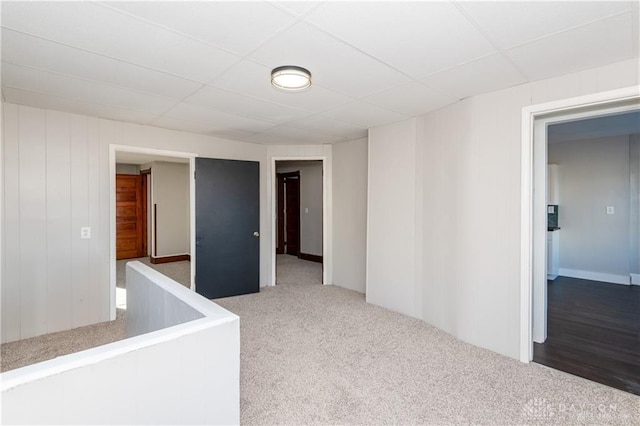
606;206;615;215
80;227;91;239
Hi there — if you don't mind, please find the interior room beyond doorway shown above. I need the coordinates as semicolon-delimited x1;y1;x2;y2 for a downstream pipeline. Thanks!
275;160;323;285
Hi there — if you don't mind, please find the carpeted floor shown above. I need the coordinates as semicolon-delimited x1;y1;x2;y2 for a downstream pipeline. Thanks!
215;283;640;425
1;257;190;373
0;308;127;373
276;254;322;285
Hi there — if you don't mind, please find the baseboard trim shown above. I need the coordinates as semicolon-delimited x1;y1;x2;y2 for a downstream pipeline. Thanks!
558;268;630;285
299;252;323;263
631;273;640;286
150;254;190;264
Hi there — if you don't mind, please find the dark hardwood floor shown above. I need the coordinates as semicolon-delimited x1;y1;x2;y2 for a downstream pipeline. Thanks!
533;276;640;395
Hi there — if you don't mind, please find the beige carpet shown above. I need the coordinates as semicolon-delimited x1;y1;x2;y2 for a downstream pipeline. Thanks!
276;254;322;285
1;257;190;373
215;283;640;425
0;308;127;373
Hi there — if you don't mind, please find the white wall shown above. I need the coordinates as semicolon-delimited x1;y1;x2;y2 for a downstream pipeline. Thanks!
115;163;140;175
549;136;632;282
368;119;418;317
630;134;640;281
276;160;323;256
1;104;268;342
1;261;239;425
366;58;639;360
332;137;368;293
151;161;190;257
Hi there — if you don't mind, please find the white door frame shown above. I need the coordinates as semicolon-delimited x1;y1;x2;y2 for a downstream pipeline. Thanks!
109;145;197;320
271;156;329;285
519;86;640;362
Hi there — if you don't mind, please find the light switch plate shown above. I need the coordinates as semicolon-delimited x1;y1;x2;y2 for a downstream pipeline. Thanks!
80;226;91;239
606;206;615;215
547;206;555;214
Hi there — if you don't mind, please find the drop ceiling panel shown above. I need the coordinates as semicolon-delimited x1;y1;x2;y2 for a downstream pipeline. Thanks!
162;103;278;133
456;1;634;50
2;62;178;114
102;1;296;56
244;125;339;145
248;22;411;98
421;54;527;100
210;59;355;113
150;116;259;140
305;1;496;78
363;81;457;116
506;13;635;81
322;100;408;128
1;1;241;82
271;1;322;17
3;87;157;124
285;115;367;139
183;85;312;123
1;29;202;99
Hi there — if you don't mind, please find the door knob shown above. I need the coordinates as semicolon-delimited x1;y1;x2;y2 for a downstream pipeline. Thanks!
253;231;260;237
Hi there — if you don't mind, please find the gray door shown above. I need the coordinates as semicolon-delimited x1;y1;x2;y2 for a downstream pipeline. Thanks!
195;158;259;299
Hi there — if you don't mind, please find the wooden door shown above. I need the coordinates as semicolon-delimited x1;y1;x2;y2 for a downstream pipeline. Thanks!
116;174;145;260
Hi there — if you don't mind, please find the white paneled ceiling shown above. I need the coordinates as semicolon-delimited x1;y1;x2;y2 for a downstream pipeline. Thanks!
1;1;638;145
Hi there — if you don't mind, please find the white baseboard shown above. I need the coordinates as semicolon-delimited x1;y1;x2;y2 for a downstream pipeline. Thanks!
547;274;558;280
558;268;630;285
631;273;640;286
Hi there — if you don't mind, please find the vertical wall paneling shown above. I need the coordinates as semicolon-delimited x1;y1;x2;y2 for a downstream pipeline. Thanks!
2;104;21;343
99;122;114;320
45;110;73;332
70;115;90;328
18;106;48;338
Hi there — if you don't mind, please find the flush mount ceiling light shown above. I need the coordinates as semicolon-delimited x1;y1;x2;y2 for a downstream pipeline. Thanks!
271;65;312;92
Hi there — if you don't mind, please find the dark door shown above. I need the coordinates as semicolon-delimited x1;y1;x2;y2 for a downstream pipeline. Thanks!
284;174;300;256
195;158;260;299
276;174;285;254
116;174;145;260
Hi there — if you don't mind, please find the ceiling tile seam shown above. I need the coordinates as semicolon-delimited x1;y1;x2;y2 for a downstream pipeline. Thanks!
509;10;635;52
267;0;328;21
157;95;285;128
0;27;211;86
0;60;187;104
297;13;502;91
450;2;531;81
265;123;340;138
1;85;161;119
279;112;367;134
93;1;249;59
147;115;264;137
271;120;354;138
202;80;355;116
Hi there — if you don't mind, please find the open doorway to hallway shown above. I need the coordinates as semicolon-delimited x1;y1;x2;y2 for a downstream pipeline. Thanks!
532;110;640;395
275;160;323;285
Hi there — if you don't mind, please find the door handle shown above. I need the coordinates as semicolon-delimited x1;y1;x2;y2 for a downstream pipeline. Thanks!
253;231;260;237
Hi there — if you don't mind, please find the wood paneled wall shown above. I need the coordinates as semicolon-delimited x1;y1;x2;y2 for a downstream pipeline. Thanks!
2;103;272;343
2;105;109;342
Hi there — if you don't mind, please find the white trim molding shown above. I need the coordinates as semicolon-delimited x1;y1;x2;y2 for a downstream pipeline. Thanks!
109;145;198;320
558;269;630;285
270;155;331;286
629;273;640;286
519;86;640;363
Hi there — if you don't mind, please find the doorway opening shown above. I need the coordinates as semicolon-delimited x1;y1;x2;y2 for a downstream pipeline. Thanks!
110;146;196;317
275;160;323;285
520;86;639;394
